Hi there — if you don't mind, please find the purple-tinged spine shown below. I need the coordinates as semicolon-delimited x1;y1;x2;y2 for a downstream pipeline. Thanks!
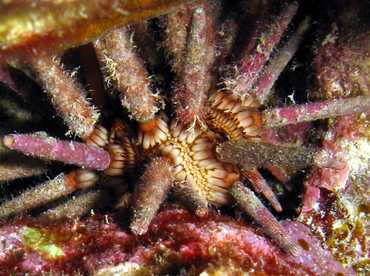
252;17;310;104
229;181;302;257
226;2;298;99
172;8;215;126
240;167;282;212
263;95;370;127
3;133;110;170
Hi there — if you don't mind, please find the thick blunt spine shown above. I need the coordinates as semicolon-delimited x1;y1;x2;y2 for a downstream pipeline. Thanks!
3;133;110;170
229;181;302;256
130;157;173;235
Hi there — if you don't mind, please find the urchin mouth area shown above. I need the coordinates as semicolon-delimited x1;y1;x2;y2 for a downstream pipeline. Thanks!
156;119;239;206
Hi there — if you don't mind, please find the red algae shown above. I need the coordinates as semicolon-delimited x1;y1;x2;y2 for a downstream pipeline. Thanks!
0;205;356;275
0;214;135;275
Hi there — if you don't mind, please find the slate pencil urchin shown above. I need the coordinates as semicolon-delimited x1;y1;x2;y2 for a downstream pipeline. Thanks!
0;0;368;275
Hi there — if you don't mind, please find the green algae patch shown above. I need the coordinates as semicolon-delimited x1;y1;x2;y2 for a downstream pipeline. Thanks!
21;226;64;259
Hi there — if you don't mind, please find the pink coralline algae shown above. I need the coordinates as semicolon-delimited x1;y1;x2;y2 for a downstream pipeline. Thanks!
298;2;370;274
310;11;370;100
299;114;370;274
0;205;356;276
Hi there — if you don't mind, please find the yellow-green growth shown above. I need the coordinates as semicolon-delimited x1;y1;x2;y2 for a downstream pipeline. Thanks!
21;227;64;259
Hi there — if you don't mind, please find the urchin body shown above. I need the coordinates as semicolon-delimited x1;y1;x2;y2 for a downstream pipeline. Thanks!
1;0;360;262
